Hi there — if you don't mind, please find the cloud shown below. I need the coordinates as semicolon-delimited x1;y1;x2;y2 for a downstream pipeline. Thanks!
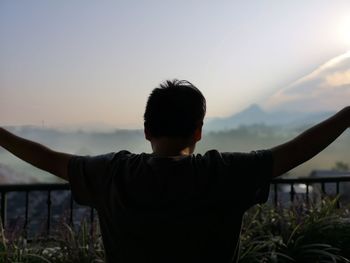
264;51;350;112
326;70;350;87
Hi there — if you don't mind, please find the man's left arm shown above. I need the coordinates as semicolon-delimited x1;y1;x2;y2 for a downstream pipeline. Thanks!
270;107;350;178
0;127;73;181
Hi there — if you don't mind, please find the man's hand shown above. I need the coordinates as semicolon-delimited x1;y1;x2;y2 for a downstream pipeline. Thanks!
0;127;74;181
271;107;350;178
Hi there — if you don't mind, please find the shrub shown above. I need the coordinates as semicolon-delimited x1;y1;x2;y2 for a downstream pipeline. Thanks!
0;197;349;262
0;218;105;263
240;197;350;262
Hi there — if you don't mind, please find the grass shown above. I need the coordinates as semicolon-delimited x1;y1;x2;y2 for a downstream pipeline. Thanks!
0;219;104;263
240;197;350;262
0;198;349;262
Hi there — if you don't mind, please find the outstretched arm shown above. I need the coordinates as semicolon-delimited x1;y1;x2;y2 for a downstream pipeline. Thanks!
271;107;350;178
0;128;73;181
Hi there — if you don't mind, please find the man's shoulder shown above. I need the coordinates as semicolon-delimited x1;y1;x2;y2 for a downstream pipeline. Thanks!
107;149;272;170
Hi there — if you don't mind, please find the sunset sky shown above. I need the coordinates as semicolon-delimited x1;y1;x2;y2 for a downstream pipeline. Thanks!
1;1;350;129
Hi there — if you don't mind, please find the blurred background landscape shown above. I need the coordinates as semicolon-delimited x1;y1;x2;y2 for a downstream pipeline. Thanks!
1;2;350;262
1;1;350;183
2;102;350;183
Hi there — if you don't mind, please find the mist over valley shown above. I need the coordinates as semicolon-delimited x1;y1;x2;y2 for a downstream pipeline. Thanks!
2;51;350;183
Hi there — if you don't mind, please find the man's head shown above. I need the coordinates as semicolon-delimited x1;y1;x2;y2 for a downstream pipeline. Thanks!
144;79;206;144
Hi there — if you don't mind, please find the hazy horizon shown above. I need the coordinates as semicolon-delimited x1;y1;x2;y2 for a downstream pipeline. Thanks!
1;123;350;183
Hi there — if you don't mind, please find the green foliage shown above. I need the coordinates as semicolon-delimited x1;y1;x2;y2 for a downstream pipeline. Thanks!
0;218;105;263
0;198;349;262
332;161;349;172
48;221;105;263
0;216;51;263
240;198;350;262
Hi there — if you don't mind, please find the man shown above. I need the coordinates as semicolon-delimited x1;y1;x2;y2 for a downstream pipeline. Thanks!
0;79;349;263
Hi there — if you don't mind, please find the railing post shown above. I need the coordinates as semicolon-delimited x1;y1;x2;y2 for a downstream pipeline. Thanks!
90;208;94;237
70;193;74;225
47;190;52;235
321;182;326;195
274;183;278;206
290;183;295;202
24;191;29;233
0;192;6;228
336;181;340;208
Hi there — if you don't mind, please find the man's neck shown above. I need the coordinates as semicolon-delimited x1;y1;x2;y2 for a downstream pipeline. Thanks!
150;137;195;157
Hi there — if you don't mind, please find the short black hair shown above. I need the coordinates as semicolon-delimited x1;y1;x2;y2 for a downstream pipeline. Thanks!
144;79;206;138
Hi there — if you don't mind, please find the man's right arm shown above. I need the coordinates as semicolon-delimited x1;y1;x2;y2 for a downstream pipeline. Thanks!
270;107;350;178
0;127;74;181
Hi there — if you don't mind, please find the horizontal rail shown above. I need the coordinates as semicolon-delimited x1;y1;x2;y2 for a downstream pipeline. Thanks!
0;183;70;192
272;176;350;184
0;176;348;192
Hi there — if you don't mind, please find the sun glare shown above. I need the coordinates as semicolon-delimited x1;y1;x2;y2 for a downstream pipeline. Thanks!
339;16;350;45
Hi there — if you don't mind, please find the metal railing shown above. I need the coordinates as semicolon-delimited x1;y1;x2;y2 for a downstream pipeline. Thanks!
0;176;349;235
271;176;350;207
0;183;96;236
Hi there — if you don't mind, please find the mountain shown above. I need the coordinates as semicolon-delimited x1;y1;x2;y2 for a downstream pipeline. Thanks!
0;163;38;184
205;104;334;131
206;51;350;131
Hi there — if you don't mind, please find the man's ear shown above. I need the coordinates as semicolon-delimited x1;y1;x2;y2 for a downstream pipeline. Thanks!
144;127;151;141
194;122;203;142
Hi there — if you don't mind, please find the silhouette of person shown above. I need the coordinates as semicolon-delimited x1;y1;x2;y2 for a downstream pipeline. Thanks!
1;79;350;263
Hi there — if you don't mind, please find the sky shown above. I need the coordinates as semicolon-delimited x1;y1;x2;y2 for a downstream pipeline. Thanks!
265;50;350;112
1;0;350;129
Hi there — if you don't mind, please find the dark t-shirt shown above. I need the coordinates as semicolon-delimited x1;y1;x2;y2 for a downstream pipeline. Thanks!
68;149;273;263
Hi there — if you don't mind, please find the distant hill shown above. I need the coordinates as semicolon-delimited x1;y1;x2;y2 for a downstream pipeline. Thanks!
205;104;334;131
0;163;38;184
2;122;350;180
205;51;350;132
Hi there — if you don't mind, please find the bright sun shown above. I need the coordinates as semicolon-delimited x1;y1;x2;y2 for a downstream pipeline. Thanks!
339;16;350;45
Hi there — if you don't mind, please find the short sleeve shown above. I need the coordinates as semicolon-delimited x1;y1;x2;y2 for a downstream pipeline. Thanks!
68;152;116;208
218;150;273;209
